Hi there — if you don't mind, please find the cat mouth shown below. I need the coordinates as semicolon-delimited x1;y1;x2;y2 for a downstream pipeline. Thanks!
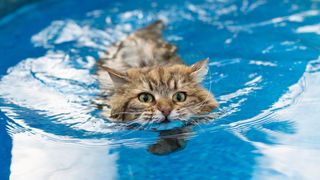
160;117;170;124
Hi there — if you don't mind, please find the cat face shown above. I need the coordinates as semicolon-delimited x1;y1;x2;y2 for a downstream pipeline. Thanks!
104;59;218;124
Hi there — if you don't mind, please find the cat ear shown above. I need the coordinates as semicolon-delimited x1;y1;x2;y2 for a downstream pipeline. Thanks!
102;66;129;86
190;58;209;82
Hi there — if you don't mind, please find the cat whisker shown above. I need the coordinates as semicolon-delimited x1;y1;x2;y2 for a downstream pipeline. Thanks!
109;106;154;115
194;121;206;131
111;111;146;115
185;97;213;109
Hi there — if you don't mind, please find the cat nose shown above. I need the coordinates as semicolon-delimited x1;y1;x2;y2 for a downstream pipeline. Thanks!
159;107;171;116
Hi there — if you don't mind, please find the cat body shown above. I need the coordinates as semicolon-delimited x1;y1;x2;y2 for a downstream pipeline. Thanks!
97;20;218;155
97;21;181;95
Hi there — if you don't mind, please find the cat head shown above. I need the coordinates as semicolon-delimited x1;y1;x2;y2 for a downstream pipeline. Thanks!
103;59;218;124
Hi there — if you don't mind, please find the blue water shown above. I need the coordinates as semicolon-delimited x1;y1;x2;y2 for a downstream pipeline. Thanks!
1;0;320;179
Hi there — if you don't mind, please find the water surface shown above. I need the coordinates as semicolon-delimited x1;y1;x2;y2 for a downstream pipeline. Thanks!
0;0;320;179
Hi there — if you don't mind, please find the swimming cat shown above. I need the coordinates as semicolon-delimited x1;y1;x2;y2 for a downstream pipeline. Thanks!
96;20;218;155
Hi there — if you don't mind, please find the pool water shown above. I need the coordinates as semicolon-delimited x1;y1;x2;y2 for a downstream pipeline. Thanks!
1;0;320;179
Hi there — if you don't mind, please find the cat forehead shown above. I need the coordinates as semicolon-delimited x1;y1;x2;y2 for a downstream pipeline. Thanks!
125;66;197;94
127;65;191;79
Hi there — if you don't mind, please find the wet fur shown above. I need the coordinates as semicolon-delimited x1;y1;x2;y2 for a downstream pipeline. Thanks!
96;20;218;155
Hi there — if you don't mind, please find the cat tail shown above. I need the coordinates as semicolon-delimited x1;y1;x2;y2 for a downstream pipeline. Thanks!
132;20;181;64
134;20;165;39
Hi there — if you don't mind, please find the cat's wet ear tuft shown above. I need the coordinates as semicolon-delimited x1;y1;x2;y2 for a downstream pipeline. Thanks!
102;66;129;86
190;58;209;82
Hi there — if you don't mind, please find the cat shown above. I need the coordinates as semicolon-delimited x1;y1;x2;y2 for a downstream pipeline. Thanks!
96;20;218;155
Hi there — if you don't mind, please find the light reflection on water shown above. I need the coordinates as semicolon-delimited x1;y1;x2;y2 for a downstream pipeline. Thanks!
0;0;320;179
253;57;320;179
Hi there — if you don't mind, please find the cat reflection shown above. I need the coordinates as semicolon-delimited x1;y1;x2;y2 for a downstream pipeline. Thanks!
147;126;192;155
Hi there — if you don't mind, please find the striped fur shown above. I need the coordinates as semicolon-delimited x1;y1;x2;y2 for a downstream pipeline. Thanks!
97;20;218;123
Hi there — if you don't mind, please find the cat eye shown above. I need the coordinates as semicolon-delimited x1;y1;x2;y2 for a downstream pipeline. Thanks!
172;92;187;102
138;93;154;103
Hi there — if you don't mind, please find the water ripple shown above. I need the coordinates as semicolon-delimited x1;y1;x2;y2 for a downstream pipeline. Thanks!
1;0;320;178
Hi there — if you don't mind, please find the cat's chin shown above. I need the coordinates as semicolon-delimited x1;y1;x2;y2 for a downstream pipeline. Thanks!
157;117;172;124
160;119;170;124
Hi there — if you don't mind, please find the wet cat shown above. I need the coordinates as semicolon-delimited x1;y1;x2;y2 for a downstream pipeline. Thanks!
97;20;218;155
